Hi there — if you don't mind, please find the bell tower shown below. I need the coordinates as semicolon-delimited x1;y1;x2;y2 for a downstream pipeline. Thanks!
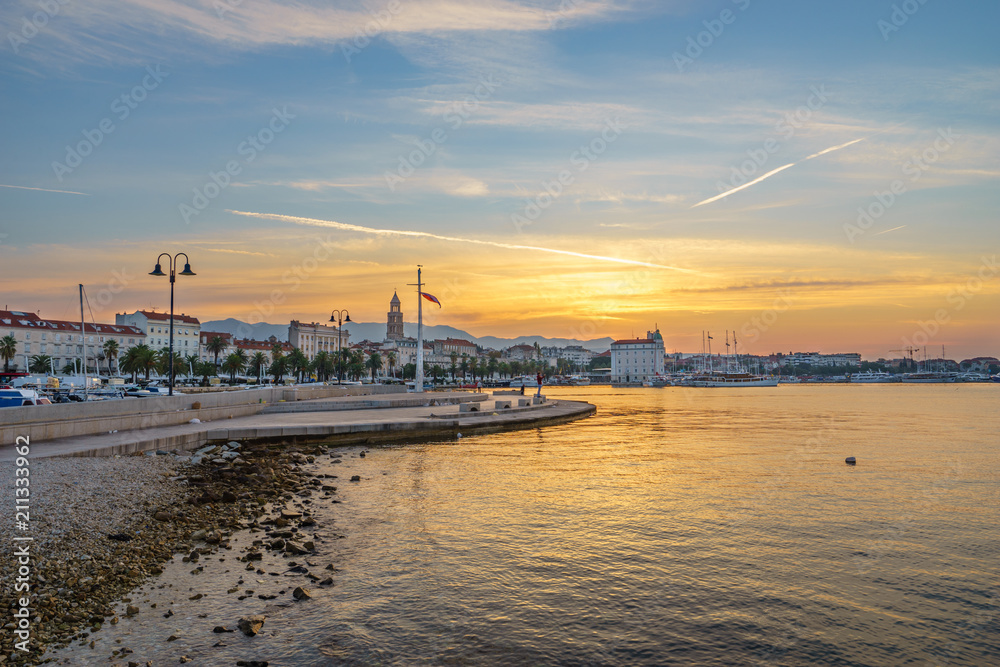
386;291;404;341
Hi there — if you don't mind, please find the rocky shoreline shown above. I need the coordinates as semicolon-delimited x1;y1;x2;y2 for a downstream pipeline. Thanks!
0;440;353;665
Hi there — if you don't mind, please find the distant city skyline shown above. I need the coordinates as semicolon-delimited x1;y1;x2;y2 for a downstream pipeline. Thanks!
1;1;997;361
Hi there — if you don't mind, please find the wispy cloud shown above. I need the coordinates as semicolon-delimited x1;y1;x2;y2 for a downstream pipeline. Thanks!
227;209;703;274
0;183;90;196
691;138;865;208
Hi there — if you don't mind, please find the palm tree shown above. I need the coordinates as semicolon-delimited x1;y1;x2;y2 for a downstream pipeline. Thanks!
449;352;458;381
102;339;120;376
249;351;268;383
206;335;227;369
460;354;469;381
430;364;443;384
222;351;246;383
287;348;309;384
348;350;366;381
1;335;17;372
366;352;383;383
487;356;499;381
386;351;397;379
313;350;335;382
499;361;511;379
29;354;52;374
195;361;216;386
269;355;289;384
468;357;479;383
61;361;77;375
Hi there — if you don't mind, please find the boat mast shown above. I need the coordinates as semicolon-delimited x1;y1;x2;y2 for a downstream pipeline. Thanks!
80;284;88;400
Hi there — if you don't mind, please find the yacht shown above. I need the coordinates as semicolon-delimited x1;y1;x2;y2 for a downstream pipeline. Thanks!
849;370;895;383
679;372;779;387
900;372;958;383
0;388;50;407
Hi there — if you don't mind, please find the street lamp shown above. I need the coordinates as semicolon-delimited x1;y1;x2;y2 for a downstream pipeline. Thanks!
149;253;195;396
329;309;351;384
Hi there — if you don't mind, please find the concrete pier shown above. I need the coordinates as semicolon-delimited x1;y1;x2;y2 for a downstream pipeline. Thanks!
0;389;596;460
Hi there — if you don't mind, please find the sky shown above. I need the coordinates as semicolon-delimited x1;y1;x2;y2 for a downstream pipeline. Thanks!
1;0;998;360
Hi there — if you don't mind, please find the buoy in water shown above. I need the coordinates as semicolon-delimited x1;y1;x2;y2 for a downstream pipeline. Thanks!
845;456;856;465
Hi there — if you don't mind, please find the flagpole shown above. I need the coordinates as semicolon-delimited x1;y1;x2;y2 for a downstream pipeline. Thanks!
415;266;424;393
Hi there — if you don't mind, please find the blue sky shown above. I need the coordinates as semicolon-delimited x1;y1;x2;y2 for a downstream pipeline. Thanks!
1;0;998;358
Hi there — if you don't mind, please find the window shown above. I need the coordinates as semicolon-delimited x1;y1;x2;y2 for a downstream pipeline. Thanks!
25;344;31;353
24;332;30;340
41;333;47;340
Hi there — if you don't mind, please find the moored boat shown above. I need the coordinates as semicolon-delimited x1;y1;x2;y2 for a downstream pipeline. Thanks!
849;370;895;383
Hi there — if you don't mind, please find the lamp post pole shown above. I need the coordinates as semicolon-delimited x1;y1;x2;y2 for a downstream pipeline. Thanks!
149;253;196;396
329;309;351;384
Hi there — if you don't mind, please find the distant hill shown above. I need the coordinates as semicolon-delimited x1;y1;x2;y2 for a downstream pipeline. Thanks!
202;319;613;352
201;319;289;342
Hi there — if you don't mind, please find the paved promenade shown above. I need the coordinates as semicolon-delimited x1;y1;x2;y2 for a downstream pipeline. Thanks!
0;391;596;460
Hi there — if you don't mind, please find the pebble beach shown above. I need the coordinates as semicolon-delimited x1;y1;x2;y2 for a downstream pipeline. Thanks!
1;441;349;665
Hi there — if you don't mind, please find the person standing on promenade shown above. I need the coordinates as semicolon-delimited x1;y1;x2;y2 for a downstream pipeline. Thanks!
536;372;543;397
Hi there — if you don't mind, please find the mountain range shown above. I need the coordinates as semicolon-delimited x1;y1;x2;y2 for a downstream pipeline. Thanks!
201;319;614;353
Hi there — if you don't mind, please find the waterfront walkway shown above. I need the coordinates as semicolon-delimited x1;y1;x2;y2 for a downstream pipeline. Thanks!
0;392;596;460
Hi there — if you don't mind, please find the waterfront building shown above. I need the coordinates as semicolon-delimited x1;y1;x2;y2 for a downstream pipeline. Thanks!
116;310;200;354
611;328;666;383
1;309;145;374
781;351;861;367
288;320;345;360
386;291;404;341
504;344;537;361
433;338;478;358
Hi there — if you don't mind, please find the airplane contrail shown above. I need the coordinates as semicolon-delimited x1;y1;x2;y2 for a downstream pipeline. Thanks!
0;183;90;196
691;138;865;208
227;210;702;274
874;224;907;236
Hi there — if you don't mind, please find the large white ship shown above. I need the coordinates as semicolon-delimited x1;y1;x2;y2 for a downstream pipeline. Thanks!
849;370;895;383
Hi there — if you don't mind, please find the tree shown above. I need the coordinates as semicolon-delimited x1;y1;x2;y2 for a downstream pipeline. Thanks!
207;335;227;369
487;356;499;381
449;352;458;381
195;361;216;386
249;351;268;383
223;351;247;383
386;351;397;379
430;364;443;384
402;362;416;380
313;350;334;382
460;354;469;381
499;361;511;379
287;348;309;384
120;344;158;381
29;355;52;374
62;361;77;375
366;352;383;383
269;355;289;384
102;339;120;376
2;335;18;372
468;357;478;383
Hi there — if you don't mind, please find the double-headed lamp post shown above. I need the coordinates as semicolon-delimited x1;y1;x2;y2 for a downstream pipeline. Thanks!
329;309;351;384
149;253;195;396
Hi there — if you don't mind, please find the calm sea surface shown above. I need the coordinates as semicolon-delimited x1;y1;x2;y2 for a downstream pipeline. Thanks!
52;385;1000;665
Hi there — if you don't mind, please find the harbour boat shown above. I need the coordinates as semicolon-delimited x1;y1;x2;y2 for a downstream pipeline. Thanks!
991;374;1000;383
642;376;670;388
0;388;50;407
900;372;958;383
508;376;538;388
849;370;895;383
567;375;591;386
679;372;779;387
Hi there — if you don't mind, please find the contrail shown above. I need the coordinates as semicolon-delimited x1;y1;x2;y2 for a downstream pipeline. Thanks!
0;183;90;196
874;224;906;236
227;210;702;274
691;138;865;208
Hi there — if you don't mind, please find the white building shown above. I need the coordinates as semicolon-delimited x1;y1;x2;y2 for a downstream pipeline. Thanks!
288;320;345;360
2;309;145;374
116;310;200;354
611;329;666;382
783;352;861;367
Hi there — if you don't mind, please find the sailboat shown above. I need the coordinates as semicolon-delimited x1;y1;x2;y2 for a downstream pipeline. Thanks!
678;330;778;387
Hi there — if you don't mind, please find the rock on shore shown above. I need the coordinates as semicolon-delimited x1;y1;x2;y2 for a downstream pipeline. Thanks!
0;440;341;665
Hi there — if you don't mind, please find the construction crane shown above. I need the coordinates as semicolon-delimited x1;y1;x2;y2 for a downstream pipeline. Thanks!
889;347;919;370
